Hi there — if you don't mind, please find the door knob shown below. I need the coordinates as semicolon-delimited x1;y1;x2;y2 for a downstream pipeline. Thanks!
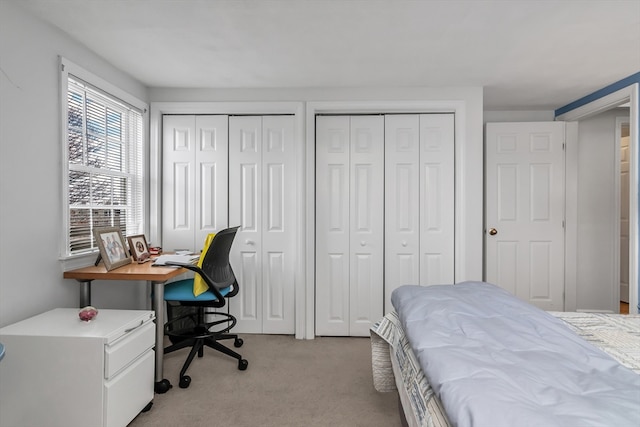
401;240;408;247
360;241;366;246
488;228;498;236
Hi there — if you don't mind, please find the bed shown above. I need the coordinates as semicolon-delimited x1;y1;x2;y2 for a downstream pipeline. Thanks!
370;282;640;427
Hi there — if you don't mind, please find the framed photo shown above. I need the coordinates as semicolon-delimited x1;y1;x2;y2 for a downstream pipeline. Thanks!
94;227;131;271
127;234;150;261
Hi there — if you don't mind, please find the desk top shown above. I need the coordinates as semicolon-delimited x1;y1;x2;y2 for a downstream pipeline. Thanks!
64;260;186;282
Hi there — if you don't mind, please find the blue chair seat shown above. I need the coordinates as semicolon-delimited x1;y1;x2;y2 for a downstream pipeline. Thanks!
164;279;232;302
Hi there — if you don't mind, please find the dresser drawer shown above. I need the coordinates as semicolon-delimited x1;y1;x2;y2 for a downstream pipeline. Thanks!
104;320;155;379
104;349;154;427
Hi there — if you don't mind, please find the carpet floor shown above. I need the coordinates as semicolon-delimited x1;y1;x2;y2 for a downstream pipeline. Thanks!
129;334;401;427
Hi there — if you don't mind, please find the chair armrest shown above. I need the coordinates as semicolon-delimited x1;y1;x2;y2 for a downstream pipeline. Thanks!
165;262;226;301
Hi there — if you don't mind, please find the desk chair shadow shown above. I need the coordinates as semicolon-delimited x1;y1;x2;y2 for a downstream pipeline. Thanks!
163;226;248;389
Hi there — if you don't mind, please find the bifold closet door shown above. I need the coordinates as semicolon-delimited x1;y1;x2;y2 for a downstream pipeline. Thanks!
162;115;228;252
228;115;296;334
315;115;384;336
384;114;455;311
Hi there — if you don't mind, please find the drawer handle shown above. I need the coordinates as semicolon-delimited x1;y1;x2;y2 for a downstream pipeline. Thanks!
124;320;144;334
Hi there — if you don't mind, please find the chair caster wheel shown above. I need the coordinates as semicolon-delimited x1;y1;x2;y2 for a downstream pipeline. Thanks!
238;359;248;370
234;338;243;348
179;375;191;388
142;401;153;412
154;379;172;394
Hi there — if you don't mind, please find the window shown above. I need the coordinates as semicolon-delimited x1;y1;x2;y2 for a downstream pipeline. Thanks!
61;58;146;257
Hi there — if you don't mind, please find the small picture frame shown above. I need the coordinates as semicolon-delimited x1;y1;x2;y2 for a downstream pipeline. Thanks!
127;234;150;261
94;227;131;271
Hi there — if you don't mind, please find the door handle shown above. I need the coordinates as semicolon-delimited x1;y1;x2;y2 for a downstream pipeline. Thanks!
124;320;144;334
488;228;498;236
245;239;255;245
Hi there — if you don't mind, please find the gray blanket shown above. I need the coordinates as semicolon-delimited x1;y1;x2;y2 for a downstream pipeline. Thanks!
391;282;640;427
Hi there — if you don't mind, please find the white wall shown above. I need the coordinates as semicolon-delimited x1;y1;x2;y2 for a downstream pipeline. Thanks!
484;110;555;123
0;2;149;327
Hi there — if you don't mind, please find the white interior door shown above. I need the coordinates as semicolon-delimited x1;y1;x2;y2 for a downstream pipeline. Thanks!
315;115;384;336
349;116;384;336
385;114;455;312
419;114;455;286
260;116;296;334
194;116;229;248
229;115;296;334
163;115;196;252
229;116;262;333
385;115;420;311
316;116;350;335
162;115;228;252
485;122;565;310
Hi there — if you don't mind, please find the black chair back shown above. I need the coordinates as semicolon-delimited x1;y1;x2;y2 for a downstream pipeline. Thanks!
200;226;239;294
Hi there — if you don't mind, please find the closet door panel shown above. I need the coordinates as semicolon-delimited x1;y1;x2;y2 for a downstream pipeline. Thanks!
263;160;287;329
173;163;191;230
316;116;350;336
261;116;295;334
162;115;196;251
420;114;455;285
195;116;228;248
349;116;384;336
385;115;420;311
163;115;228;252
237;251;259;322
229;116;263;332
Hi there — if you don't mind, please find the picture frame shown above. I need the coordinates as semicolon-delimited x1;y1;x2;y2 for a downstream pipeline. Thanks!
94;227;131;271
127;234;150;261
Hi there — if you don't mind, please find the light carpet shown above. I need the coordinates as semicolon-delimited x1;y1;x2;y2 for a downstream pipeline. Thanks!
129;334;401;427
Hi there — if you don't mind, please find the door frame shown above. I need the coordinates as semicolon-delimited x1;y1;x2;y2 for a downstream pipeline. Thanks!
616;116;631;304
556;84;639;314
305;98;484;339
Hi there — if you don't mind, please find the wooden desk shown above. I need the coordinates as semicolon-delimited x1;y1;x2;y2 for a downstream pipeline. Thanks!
64;261;186;393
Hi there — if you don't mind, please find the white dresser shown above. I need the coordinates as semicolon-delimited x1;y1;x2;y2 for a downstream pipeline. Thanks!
0;308;155;427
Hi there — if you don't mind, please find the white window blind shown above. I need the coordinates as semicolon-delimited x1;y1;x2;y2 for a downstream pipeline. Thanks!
64;76;144;256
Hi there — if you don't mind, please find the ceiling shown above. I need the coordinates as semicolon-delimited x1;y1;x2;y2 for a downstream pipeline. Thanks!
12;0;640;110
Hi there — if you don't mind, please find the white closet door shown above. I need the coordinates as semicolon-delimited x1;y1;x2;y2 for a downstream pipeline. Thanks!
163;115;196;251
419;114;455;286
384;115;421;312
163;115;228;252
195;116;229;249
260;116;296;334
229;116;263;333
316;116;351;336
316;115;384;336
385;114;455;312
229;115;296;334
349;116;384;336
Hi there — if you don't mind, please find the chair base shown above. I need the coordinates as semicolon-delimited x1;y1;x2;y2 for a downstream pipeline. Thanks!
164;308;248;388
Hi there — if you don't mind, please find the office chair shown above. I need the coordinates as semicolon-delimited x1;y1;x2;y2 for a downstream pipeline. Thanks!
163;226;248;389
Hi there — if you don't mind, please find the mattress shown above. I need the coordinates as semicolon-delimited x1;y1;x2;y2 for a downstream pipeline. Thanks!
371;310;640;427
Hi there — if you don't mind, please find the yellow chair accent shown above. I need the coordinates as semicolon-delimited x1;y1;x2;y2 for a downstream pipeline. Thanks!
193;233;215;297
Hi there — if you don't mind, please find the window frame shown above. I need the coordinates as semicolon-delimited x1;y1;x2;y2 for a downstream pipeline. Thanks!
60;57;148;260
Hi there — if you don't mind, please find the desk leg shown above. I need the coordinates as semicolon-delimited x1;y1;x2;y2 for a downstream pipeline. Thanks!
152;281;172;393
78;280;92;308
